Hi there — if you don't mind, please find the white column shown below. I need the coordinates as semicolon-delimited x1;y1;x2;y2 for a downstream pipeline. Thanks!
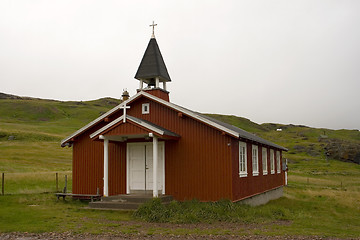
139;80;143;90
152;135;158;197
155;77;160;88
103;138;109;197
163;82;167;91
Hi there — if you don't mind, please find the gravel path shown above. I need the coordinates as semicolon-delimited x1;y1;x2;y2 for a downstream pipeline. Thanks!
0;222;355;240
0;232;353;240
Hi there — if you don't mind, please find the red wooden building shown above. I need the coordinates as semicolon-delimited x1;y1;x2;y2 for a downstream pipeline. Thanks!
61;32;287;204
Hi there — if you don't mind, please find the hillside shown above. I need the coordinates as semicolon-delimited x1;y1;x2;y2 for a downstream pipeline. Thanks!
1;92;359;168
206;114;360;165
1;93;360;238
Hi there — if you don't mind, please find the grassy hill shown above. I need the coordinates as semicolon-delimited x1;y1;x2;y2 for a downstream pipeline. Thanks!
1;92;360;238
0;93;120;173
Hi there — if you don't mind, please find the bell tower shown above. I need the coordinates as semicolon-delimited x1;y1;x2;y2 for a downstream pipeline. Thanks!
135;21;171;101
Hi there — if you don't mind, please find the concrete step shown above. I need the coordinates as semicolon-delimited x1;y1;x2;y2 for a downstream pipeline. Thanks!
88;194;173;210
101;194;173;203
88;201;140;210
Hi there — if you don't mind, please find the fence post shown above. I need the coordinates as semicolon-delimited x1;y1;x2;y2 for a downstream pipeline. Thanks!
56;172;58;192
63;175;67;193
2;173;4;195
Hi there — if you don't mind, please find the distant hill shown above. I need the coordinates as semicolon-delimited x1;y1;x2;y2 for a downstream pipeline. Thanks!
0;92;121;123
1;92;359;164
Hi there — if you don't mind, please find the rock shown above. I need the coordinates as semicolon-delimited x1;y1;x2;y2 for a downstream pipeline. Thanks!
322;138;360;164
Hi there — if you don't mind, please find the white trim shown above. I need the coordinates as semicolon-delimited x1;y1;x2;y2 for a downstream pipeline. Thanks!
89;115;164;139
140;92;240;138
61;104;124;145
262;147;268;175
90;116;124;139
142;103;150;114
152;135;158;197
62;91;243;145
155;77;160;88
103;138;109;197
63;91;285;148
126;143;130;194
252;145;259;176
270;149;275;174
127;116;164;136
126;142;165;195
162;142;165;195
276;151;281;174
239;141;247;177
62;91;287;151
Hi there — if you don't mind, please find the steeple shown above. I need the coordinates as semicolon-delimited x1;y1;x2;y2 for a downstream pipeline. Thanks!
135;22;171;93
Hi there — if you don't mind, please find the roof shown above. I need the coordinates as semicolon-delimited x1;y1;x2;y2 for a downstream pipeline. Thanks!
89;115;180;139
61;91;287;151
198;113;287;150
134;38;171;83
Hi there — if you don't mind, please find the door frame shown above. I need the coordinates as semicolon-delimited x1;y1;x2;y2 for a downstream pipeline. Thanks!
126;142;165;195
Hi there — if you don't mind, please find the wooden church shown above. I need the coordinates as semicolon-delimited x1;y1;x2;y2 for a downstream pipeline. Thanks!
61;26;287;204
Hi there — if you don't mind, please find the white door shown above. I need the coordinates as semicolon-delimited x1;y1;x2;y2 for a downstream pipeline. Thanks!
127;142;164;193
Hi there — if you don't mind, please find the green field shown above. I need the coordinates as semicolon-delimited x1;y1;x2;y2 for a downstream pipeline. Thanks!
0;95;360;238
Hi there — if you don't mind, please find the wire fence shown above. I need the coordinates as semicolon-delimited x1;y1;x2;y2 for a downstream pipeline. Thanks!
0;171;72;195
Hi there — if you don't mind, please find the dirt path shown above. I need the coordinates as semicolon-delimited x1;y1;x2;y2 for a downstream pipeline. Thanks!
0;221;352;240
0;232;346;240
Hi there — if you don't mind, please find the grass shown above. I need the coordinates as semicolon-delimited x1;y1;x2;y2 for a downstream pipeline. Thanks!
0;95;360;237
0;193;132;233
134;198;292;224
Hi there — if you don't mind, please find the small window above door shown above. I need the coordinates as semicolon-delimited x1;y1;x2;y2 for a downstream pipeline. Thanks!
142;103;150;114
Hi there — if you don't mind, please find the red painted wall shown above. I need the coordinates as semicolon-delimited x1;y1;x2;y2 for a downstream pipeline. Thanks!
231;139;284;201
71;93;284;201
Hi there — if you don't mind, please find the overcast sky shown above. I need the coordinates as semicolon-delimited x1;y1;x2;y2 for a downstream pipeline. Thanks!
1;1;359;130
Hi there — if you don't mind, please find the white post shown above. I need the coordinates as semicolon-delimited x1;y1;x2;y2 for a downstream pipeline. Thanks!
152;135;158;197
103;138;109;197
163;82;167;91
285;159;288;186
139;79;143;90
155;77;160;88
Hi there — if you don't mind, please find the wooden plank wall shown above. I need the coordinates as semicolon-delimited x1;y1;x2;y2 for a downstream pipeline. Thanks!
72;93;284;201
231;138;284;201
126;97;233;201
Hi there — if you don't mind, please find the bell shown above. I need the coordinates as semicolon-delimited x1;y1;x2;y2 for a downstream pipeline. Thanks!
147;78;156;87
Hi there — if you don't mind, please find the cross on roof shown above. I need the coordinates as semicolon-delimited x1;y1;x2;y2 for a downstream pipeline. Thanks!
120;102;130;123
150;21;157;38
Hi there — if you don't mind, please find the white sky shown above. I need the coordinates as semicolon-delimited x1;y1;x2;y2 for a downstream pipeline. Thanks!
1;0;359;130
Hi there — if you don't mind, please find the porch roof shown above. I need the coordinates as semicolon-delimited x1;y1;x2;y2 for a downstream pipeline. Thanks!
90;115;180;140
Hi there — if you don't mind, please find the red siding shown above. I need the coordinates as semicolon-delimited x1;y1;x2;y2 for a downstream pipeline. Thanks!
126;97;233;201
71;94;283;202
231;139;284;201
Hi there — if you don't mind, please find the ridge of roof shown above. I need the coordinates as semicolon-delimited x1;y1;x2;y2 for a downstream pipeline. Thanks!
139;92;287;151
61;91;287;151
134;38;171;82
60;91;143;146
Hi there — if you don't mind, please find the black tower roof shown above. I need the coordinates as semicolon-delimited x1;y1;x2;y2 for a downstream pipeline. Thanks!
135;38;171;83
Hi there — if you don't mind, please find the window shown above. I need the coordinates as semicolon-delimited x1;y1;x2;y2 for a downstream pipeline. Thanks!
252;145;259;176
270;149;275;174
262;147;268;175
142;103;150;114
239;141;247;177
276;151;281;173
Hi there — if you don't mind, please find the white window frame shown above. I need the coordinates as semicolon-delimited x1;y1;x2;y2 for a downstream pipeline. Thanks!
262;147;268;175
276;151;281;174
142;103;150;114
239;141;247;177
252;145;259;176
270;149;275;174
